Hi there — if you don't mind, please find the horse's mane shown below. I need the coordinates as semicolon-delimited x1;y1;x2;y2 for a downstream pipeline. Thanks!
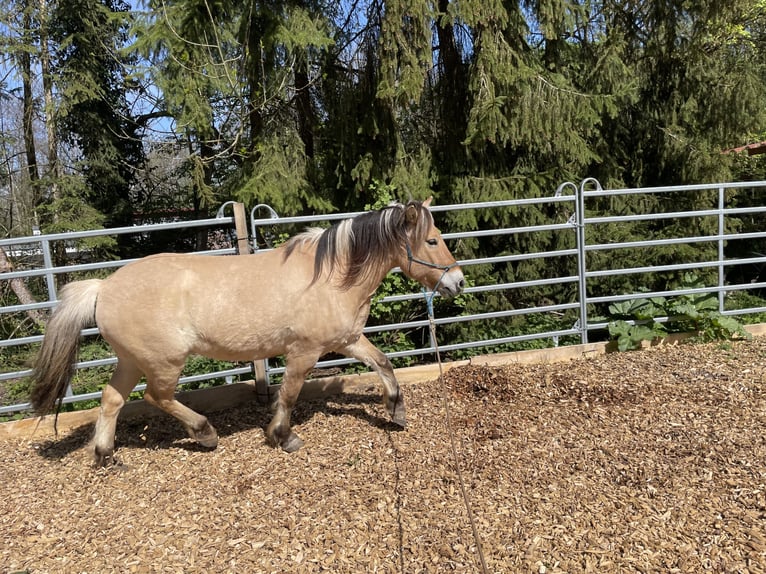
283;200;433;289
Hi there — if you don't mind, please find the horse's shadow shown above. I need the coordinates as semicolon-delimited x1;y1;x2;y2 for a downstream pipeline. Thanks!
34;391;399;462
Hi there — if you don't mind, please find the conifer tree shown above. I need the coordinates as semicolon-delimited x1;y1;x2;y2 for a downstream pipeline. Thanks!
51;0;144;229
133;0;334;215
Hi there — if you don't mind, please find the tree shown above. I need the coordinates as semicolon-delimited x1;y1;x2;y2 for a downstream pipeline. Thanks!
596;0;766;188
0;0;45;236
132;0;334;216
51;0;144;229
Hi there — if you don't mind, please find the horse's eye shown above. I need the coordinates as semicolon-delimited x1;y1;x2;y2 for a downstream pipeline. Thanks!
426;238;438;246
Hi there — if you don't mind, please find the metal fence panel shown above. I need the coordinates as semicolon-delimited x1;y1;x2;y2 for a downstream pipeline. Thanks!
2;179;766;414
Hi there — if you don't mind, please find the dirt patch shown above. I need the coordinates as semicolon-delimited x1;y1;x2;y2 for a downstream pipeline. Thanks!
2;338;766;573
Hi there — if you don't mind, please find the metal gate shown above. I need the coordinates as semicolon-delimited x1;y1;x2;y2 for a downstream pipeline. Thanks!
2;179;766;415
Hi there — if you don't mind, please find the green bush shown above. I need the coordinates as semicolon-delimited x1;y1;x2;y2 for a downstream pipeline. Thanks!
607;273;751;351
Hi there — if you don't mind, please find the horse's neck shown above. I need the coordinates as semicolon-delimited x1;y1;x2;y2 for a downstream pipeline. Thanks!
297;239;400;303
341;255;398;305
351;266;394;302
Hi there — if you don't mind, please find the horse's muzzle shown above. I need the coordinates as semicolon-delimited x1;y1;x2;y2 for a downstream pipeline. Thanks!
436;268;466;298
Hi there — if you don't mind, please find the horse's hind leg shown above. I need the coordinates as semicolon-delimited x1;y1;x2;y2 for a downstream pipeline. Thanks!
340;335;406;427
92;359;142;466
266;352;318;452
143;362;218;449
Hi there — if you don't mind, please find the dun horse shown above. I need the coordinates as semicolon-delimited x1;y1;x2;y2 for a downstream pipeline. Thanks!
30;199;465;465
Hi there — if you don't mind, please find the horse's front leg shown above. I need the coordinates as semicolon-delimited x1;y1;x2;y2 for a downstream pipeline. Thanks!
340;335;406;428
266;352;319;452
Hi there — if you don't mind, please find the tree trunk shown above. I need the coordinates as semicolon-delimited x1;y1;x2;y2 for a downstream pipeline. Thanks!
0;246;46;327
434;0;467;166
38;0;59;203
21;9;40;188
295;58;315;159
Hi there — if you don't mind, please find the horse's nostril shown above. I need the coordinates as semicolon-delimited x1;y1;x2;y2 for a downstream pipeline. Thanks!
458;278;466;290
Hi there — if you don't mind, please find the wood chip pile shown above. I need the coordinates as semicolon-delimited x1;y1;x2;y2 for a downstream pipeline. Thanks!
2;339;766;573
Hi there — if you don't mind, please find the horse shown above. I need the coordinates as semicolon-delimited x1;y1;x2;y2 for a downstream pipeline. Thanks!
29;199;465;465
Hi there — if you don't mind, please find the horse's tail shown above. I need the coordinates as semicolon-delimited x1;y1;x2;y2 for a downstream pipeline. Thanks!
30;279;102;414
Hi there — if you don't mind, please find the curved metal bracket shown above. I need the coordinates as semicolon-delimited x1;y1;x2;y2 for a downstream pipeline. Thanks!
215;201;238;219
249;204;280;251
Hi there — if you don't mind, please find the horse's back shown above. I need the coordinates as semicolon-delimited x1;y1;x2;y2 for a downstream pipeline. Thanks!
94;248;341;362
102;251;297;299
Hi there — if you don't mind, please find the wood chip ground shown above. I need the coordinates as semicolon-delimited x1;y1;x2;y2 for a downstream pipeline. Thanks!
2;339;766;573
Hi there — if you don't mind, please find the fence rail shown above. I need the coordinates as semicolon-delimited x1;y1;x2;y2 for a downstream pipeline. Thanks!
2;178;766;415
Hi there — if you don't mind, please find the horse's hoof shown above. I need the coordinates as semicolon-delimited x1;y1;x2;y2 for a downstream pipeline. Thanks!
190;421;219;449
281;433;305;453
390;399;406;428
195;429;219;449
391;414;407;429
94;455;110;467
93;445;115;467
197;435;219;449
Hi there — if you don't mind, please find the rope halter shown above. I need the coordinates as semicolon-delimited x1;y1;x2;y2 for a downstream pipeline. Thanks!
405;242;459;274
405;242;460;315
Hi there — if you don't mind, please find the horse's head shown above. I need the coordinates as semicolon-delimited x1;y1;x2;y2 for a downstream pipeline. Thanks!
399;198;465;297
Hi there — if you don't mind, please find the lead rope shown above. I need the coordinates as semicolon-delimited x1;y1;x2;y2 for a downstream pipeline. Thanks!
423;286;490;574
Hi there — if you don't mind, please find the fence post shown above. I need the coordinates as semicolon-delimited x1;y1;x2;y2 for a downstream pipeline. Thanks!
574;181;588;344
231;202;250;256
575;178;601;344
41;238;56;302
718;186;726;314
234;202;273;403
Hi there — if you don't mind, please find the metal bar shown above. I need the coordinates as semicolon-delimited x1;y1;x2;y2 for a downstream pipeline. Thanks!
718;186;726;313
582;180;766;197
0;216;235;248
444;222;574;239
363;302;580;334
4;182;766;415
585;281;766;305
585;256;766;278
584;232;766;252
1;247;238;281
586;208;726;224
576;178;589;343
41;238;57;303
0;366;255;415
250;197;578;228
0;327;98;349
458;249;578;267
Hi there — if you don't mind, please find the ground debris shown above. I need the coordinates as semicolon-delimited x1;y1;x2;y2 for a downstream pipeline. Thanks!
2;338;766;572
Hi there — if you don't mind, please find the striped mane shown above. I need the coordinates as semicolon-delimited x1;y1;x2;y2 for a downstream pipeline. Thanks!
284;200;433;289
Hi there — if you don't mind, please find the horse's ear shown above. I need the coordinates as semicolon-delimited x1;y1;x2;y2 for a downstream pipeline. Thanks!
405;203;419;227
423;196;432;208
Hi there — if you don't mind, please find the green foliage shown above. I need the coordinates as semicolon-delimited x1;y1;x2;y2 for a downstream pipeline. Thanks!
662;274;750;341
370;274;410;318
377;0;431;105
608;320;667;352
390;151;437;202
53;0;144;228
607;273;752;351
363;180;398;211
7;0;766;227
608;296;668;322
131;0;337;216
228;132;334;215
37;176;117;252
724;292;766;325
277;6;334;53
